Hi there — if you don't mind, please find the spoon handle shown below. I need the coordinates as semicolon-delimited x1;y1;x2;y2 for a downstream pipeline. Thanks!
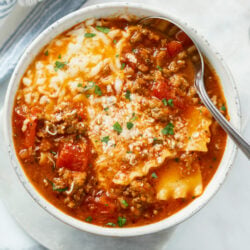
198;81;250;159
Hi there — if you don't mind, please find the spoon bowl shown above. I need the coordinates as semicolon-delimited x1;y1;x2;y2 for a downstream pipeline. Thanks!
139;16;250;159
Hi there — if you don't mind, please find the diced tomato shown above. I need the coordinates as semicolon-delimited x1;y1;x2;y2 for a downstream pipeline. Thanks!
85;192;116;215
151;81;186;109
167;41;183;57
24;119;37;148
56;142;89;171
14;106;39;148
175;31;193;47
151;81;172;100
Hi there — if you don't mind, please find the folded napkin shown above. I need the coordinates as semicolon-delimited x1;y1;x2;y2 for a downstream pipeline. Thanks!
0;0;87;85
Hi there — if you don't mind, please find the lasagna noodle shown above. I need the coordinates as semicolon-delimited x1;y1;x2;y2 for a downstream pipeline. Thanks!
156;160;203;200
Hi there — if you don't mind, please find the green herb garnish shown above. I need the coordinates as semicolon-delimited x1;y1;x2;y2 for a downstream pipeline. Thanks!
113;39;117;44
85;216;93;222
126;122;134;130
162;122;174;135
174;157;180;162
101;136;110;144
117;216;126;227
77;83;83;88
94;85;102;96
168;99;174;107
104;107;109;111
44;50;49;56
130;113;138;122
121;200;129;208
50;151;57;155
151;172;158;179
58;54;62;59
113;122;122;134
115;54;119;58
96;26;110;33
84;33;96;38
221;105;226;111
153;138;163;145
157;65;163;71
106;222;116;227
125;90;131;100
162;98;167;106
54;61;66;71
121;63;126;70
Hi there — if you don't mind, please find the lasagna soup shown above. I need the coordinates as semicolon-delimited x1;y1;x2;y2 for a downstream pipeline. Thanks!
13;17;228;227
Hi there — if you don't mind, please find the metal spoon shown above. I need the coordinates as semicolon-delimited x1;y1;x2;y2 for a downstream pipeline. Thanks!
139;17;250;159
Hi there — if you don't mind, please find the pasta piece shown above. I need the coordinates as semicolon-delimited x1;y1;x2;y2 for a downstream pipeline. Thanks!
156;160;203;200
183;106;212;152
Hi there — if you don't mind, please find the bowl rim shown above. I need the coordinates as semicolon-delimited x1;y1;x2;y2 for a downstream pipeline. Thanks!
3;1;241;237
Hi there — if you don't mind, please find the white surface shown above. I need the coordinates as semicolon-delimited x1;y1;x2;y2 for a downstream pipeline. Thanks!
0;0;250;249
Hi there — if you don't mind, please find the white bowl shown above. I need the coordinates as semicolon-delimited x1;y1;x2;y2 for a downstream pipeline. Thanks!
3;2;241;237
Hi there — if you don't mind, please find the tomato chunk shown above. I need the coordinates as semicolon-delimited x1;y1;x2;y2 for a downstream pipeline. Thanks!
176;31;193;47
152;81;172;100
56;142;89;171
86;193;116;215
152;81;186;109
14;106;38;148
24;120;37;148
167;41;183;57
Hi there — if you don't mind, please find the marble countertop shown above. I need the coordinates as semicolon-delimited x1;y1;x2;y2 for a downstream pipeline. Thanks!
0;0;249;249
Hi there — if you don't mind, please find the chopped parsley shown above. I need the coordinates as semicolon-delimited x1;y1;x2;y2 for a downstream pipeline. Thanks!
84;33;96;38
85;216;93;222
168;99;174;107
125;90;131;100
54;61;66;71
126;122;134;130
174;157;180;162
44;50;49;56
221;105;226;111
157;65;163;71
151;172;158;179
162;98;174;107
127;151;132;154
106;222;116;227
115;54;119;58
162;122;174;135
94;85;102;96
113;122;122;134
104;107;109;111
153;138;163;145
121;63;126;70
130;112;138;122
162;98;167;106
50;151;57;155
101;136;110;144
113;39;117;44
121;200;129;208
96;26;110;33
58;54;62;59
212;157;217;161
77;83;83;88
117;216;126;227
132;48;138;53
